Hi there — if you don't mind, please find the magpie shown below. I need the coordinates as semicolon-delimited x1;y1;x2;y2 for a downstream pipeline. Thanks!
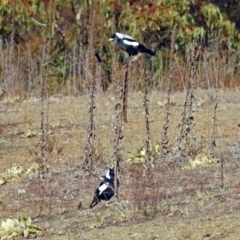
108;32;155;56
90;168;118;208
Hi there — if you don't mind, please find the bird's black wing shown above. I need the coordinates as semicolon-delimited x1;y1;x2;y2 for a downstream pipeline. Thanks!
137;43;155;56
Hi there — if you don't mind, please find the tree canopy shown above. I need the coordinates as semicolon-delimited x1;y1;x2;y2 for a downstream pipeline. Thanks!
0;0;239;93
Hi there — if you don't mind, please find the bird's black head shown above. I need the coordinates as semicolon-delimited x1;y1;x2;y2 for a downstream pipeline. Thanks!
101;168;115;182
108;33;116;42
109;168;114;177
105;168;114;179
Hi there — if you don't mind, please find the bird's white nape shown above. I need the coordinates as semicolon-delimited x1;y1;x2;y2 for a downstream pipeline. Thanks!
105;169;111;179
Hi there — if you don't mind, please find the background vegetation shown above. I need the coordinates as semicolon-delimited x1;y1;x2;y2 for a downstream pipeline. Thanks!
0;0;240;95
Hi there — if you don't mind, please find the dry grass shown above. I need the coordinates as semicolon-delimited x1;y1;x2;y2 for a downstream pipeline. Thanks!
1;89;240;239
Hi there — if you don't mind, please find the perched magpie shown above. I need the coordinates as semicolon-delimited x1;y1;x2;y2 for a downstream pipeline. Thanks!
90;168;118;208
109;32;155;56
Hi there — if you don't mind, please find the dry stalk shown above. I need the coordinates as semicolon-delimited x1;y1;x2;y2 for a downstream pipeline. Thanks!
141;53;150;163
122;59;129;123
3;0;16;92
176;45;201;161
143;74;150;162
210;100;218;157
83;9;96;169
35;0;53;216
220;156;224;188
37;6;53;177
161;24;177;155
121;21;130;123
209;49;220;158
109;17;121;197
38;72;47;177
139;30;151;163
142;38;161;213
111;59;126;199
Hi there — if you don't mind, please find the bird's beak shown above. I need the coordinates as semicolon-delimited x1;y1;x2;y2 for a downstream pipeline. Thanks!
108;38;113;41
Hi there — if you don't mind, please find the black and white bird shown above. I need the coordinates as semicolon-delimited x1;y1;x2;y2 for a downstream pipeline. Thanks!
108;32;155;56
90;168;118;208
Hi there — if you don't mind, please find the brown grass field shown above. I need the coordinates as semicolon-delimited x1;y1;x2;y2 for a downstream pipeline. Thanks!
1;88;240;239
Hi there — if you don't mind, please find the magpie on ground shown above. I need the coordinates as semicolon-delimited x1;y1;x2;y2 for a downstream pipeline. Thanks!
90;168;118;208
108;32;155;57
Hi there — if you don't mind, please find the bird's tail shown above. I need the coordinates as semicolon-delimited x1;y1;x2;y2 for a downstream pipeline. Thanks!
90;195;101;208
138;44;156;56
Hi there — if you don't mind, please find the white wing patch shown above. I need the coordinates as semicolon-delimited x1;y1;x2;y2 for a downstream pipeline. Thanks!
99;183;108;195
123;39;139;47
116;32;134;40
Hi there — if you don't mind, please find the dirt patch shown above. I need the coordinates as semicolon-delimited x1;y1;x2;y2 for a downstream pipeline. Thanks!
1;90;240;239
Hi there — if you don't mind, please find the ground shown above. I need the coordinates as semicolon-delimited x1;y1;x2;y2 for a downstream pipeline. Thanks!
0;89;240;239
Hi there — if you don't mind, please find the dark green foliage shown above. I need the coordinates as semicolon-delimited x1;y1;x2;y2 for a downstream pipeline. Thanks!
0;0;240;93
